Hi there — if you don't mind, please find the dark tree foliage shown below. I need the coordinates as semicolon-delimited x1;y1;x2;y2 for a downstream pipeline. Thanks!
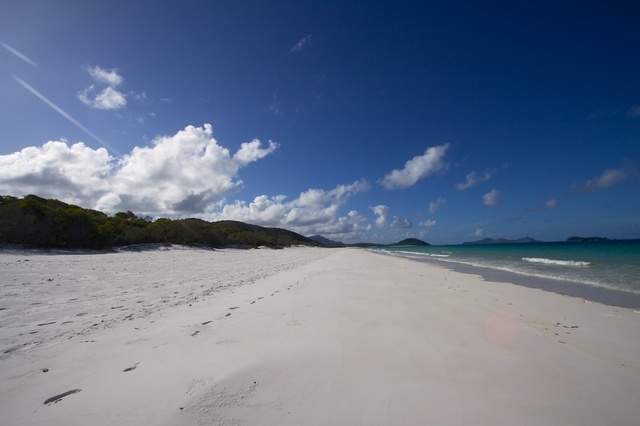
0;195;317;250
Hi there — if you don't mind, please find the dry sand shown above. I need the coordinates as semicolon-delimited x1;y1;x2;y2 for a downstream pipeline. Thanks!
1;246;638;425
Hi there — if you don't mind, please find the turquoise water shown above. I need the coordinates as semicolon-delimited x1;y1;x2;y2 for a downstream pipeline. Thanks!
373;240;640;296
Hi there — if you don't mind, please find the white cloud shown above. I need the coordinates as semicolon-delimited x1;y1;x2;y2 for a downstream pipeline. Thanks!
391;217;412;229
0;140;113;206
78;86;127;110
291;34;312;52
371;205;389;227
428;196;446;214
572;168;627;194
210;180;370;237
0;124;377;240
455;169;495;190
78;65;127;110
0;124;278;215
419;219;436;227
87;66;123;86
233;138;279;167
482;189;501;206
474;228;484;237
380;143;449;189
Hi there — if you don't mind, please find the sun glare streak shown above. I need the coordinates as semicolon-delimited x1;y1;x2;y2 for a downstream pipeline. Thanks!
12;75;120;156
1;41;38;67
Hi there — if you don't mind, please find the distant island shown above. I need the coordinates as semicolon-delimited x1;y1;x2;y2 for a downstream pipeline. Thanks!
350;238;430;248
392;238;430;246
566;236;610;242
463;236;540;245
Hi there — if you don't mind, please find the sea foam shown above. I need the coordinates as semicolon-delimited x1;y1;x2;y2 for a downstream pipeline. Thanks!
522;257;591;267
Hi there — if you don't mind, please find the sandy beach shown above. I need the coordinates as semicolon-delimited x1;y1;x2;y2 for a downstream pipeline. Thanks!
1;246;639;425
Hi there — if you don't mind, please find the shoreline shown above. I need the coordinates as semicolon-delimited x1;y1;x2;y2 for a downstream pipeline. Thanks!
1;247;639;425
372;250;640;309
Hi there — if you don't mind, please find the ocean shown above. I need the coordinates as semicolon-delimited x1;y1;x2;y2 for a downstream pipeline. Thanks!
371;240;640;308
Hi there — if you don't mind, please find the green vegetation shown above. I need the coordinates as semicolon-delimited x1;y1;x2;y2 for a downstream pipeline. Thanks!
0;195;317;250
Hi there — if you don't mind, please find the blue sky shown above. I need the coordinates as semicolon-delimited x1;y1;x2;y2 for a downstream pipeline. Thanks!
1;0;639;244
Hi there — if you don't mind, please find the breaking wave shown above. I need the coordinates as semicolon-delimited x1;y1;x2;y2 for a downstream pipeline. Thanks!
522;257;591;267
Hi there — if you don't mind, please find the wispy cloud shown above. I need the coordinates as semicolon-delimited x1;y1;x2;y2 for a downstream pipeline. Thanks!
78;66;127;110
482;189;501;206
1;41;38;66
290;34;312;52
419;219;436;227
380;143;449;189
527;197;558;211
428;196;446;214
627;105;640;118
455;169;495;190
391;217;412;229
571;168;627;194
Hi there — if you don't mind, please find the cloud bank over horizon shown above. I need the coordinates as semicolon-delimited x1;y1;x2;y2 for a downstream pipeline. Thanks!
0;123;634;244
0;124;278;214
0;124;376;240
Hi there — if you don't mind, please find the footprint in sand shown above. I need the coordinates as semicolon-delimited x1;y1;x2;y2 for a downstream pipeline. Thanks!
123;362;140;372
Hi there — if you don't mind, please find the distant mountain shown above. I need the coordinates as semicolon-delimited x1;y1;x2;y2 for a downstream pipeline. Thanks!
463;236;541;245
392;238;430;246
352;238;430;248
308;235;345;247
567;236;610;242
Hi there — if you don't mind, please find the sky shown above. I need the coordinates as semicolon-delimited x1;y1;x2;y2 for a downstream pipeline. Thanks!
1;0;639;245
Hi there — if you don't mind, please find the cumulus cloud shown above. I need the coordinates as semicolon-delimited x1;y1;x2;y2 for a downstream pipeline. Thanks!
78;86;127;110
370;205;412;231
380;143;449;189
455;169;495;190
571;168;627;194
428;196;446;214
210;180;370;237
371;205;390;227
291;34;312;52
78;66;127;110
0;140;113;206
482;189;501;206
0;124;278;215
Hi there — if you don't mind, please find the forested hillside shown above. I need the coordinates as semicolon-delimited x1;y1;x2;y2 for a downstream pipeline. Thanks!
0;195;316;249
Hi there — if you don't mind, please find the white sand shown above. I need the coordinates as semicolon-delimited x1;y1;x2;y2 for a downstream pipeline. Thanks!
1;246;638;425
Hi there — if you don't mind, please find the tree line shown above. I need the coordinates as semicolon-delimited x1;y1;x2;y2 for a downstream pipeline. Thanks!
0;195;317;250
